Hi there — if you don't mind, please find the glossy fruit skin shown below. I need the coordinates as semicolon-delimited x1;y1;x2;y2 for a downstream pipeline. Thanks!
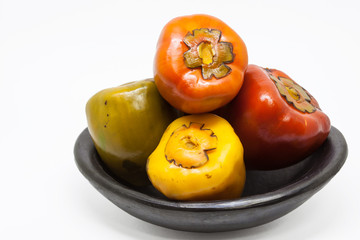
218;65;331;170
154;14;248;114
86;79;179;186
147;114;246;201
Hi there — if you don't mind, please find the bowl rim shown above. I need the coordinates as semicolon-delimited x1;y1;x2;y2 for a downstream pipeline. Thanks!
74;126;347;212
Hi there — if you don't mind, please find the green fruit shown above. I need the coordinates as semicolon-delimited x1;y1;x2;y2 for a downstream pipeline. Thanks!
86;79;179;186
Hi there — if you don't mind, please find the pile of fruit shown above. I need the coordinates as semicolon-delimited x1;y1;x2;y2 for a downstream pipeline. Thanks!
85;14;330;201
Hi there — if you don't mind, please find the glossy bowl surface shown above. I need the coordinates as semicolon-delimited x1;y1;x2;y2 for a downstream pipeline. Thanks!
74;126;347;232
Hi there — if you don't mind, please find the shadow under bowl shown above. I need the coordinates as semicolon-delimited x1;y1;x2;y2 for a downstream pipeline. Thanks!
74;126;347;232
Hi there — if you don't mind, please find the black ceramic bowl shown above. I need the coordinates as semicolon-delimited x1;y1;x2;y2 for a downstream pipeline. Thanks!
74;126;347;232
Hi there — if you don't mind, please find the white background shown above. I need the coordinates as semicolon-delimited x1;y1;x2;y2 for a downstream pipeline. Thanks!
1;0;359;239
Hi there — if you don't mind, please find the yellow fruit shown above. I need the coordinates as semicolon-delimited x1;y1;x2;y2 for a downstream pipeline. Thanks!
147;113;246;201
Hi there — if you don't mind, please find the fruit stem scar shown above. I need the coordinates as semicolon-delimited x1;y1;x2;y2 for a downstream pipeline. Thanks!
198;42;215;65
165;122;217;168
264;68;316;113
183;28;234;80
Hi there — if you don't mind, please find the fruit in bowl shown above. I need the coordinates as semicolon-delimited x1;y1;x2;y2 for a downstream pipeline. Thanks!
154;14;248;114
85;79;179;186
217;64;331;170
147;113;246;201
